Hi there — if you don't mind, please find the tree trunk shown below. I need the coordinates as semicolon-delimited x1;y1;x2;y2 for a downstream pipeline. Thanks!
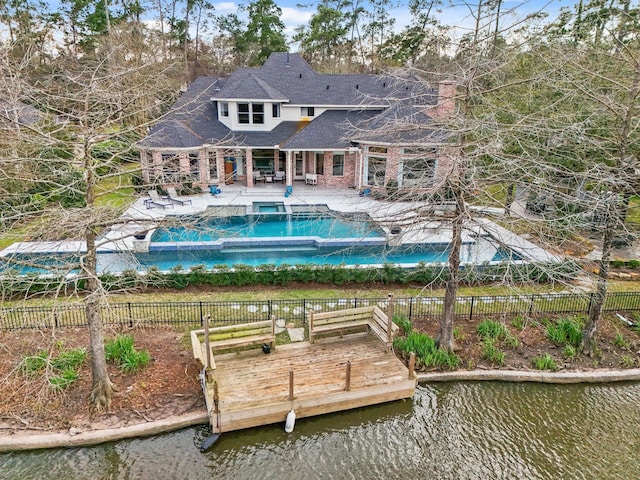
581;199;615;355
440;185;464;352
84;228;117;412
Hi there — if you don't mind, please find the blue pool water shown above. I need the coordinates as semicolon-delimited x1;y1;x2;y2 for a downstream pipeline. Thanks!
1;244;518;275
151;213;384;242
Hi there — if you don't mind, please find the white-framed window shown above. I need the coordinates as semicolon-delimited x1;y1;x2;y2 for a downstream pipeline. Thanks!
399;148;437;187
301;106;315;117
188;152;200;179
272;103;280;118
238;103;264;124
332;152;344;176
366;156;386;185
220;102;229;117
208;150;217;180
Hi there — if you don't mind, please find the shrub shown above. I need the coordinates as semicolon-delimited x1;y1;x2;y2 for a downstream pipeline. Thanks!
393;315;412;336
482;339;505;366
562;345;577;360
613;332;630;349
532;354;557;371
477;320;509;341
20;350;49;375
546;316;583;347
50;348;87;371
105;335;151;373
50;368;79;390
393;331;460;370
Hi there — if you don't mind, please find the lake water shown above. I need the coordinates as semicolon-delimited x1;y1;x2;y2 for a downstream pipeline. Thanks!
2;382;639;479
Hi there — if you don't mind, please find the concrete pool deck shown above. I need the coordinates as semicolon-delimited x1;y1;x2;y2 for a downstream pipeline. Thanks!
1;184;561;265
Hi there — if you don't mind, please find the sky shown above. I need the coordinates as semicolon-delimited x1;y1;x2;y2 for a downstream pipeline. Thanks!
209;0;577;39
1;0;577;48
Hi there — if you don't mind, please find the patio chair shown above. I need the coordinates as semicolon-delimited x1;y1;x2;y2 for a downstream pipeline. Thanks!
305;173;317;185
284;185;293;198
274;171;286;183
166;187;192;206
146;190;174;209
253;171;265;183
209;184;221;196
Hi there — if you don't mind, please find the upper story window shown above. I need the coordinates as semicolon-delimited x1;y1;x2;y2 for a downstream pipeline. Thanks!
238;103;264;124
220;102;229;117
367;146;387;154
272;103;280;118
301;106;315;117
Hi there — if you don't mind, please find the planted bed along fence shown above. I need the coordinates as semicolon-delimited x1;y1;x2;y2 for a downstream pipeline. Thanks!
2;291;640;331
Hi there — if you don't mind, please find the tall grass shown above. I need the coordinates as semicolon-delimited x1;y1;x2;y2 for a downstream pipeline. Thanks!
105;335;151;373
546;316;583;347
393;331;460;370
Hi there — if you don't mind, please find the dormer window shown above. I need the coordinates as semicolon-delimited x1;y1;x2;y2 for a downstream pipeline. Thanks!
238;102;264;124
272;103;280;118
301;106;315;117
220;102;229;117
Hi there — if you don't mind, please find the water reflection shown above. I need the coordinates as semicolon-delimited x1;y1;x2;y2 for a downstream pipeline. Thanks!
2;382;639;480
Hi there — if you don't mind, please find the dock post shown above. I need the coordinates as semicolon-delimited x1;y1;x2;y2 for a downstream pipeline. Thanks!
213;381;219;412
387;293;394;347
345;360;351;391
288;369;294;401
204;314;213;382
408;352;416;380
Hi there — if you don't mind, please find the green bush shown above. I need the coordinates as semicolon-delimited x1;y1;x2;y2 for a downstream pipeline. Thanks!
393;331;460;370
477;320;509;341
105;335;151;373
546;316;583;347
393;315;413;335
482;339;505;366
50;368;79;390
532;353;557;371
50;348;87;371
562;345;577;360
20;350;49;375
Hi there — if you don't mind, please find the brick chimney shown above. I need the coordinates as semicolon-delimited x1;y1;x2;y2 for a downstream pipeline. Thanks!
433;80;456;119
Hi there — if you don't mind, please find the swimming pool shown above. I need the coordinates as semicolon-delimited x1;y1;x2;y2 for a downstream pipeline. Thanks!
151;212;384;243
0;240;519;275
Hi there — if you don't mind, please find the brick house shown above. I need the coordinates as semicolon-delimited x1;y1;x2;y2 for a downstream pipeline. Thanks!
137;53;455;193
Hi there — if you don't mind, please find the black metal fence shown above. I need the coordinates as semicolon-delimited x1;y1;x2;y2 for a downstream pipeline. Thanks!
2;291;640;331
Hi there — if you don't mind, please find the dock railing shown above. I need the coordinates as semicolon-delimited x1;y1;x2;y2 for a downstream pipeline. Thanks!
2;291;640;330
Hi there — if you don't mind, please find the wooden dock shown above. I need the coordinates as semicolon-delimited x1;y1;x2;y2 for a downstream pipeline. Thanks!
197;333;416;434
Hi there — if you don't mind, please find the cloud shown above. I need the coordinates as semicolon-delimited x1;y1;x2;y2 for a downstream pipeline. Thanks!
214;2;238;13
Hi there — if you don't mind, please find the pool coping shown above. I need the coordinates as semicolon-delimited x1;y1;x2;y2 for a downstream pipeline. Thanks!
2;369;639;452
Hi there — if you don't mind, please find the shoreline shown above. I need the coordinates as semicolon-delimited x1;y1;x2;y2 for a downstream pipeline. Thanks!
3;368;640;453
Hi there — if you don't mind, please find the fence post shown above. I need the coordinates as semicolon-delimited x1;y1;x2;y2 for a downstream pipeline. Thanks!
54;312;59;328
128;302;133;328
268;299;273;320
302;299;307;324
587;292;594;315
529;295;535;316
345;361;351;391
469;296;475;321
408;297;414;321
199;301;204;325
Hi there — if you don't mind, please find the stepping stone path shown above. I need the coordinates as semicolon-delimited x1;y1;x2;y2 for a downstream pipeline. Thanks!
287;327;305;342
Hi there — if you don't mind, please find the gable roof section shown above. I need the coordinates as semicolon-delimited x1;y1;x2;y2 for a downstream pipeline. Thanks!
137;77;222;149
213;72;288;101
351;103;450;146
213;53;437;107
280;110;380;150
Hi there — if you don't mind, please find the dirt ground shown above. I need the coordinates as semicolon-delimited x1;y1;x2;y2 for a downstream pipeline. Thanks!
1;312;639;437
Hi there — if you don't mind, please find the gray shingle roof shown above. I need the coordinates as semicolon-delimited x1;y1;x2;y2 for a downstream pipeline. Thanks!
280;110;380;150
138;54;445;151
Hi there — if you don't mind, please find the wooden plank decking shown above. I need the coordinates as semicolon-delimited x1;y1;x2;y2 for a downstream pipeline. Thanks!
202;333;415;433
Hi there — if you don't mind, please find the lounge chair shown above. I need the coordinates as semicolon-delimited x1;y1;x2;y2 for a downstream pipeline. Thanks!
146;190;174;209
274;171;286;183
166;187;192;206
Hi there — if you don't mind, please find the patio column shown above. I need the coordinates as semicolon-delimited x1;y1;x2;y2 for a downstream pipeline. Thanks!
246;148;254;188
216;149;225;185
286;151;293;187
